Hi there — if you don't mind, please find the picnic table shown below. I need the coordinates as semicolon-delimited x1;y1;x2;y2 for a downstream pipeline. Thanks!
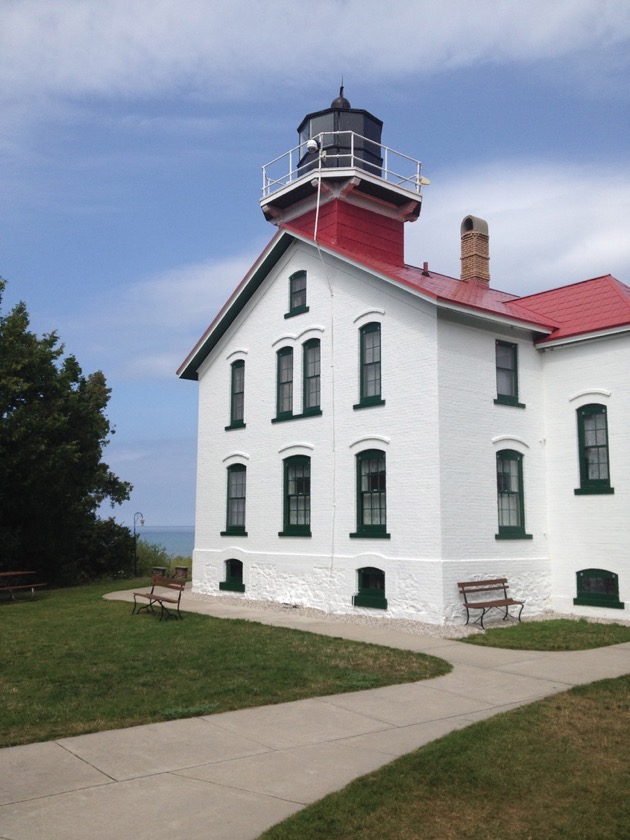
0;571;46;600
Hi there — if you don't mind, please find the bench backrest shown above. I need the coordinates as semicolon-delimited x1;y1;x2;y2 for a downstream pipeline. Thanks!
457;578;509;601
151;576;185;596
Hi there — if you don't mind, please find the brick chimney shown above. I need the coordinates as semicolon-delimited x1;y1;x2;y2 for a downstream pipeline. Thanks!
460;215;490;284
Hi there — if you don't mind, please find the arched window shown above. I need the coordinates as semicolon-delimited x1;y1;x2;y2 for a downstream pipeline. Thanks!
355;322;385;409
279;455;311;537
226;359;245;429
575;404;614;494
219;558;245;593
275;347;293;420
351;449;389;538
353;567;387;610
496;449;531;540
221;464;247;536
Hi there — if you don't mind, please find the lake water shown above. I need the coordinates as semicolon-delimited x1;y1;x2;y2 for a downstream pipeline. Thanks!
139;526;195;558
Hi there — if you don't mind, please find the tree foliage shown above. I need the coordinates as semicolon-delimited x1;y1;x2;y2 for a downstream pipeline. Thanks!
0;279;133;583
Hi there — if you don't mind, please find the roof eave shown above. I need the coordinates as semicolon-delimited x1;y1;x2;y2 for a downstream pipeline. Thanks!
536;323;630;349
287;231;554;336
177;231;294;381
434;297;555;335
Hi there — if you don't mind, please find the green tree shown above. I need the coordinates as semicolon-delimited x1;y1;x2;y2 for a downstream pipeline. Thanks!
0;279;133;583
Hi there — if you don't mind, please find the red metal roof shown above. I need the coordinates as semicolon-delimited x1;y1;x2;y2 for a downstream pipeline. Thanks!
284;223;558;333
179;225;630;381
284;222;630;342
516;275;630;342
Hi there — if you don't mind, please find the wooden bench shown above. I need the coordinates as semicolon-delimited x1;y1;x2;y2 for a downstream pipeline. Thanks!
132;576;185;621
457;578;524;630
0;571;46;601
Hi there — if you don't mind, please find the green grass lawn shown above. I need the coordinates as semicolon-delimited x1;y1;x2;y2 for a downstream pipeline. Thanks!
0;579;450;748
3;581;629;838
463;617;630;650
260;673;630;840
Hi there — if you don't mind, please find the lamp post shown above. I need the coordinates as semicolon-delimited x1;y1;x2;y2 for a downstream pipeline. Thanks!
133;512;144;577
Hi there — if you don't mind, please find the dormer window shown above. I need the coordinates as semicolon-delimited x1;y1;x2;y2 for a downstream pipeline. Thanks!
494;340;525;408
285;271;308;318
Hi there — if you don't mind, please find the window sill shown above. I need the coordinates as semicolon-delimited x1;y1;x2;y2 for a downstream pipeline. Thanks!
495;532;533;540
278;530;312;538
573;596;624;609
349;531;391;539
272;410;322;423
284;305;309;319
352;594;388;609
494;396;526;408
574;486;615;495
220;529;248;537
353;398;386;410
224;421;246;431
219;581;246;593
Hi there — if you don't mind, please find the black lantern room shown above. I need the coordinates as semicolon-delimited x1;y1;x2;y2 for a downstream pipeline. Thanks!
297;87;383;176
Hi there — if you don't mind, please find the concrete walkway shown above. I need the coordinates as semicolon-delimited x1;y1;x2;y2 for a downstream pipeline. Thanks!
1;591;629;840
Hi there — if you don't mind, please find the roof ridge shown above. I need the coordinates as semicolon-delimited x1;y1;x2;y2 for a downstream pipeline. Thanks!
518;273;619;304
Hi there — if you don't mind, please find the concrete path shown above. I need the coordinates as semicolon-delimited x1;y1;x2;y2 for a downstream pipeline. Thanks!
1;591;629;840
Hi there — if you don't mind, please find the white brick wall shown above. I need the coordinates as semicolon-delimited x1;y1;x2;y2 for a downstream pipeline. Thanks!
541;335;630;618
190;240;628;624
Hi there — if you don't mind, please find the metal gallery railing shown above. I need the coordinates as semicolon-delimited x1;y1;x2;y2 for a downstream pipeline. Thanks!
262;131;425;199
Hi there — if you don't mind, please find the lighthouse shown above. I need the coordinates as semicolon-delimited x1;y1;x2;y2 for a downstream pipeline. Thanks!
260;88;428;266
180;90;630;627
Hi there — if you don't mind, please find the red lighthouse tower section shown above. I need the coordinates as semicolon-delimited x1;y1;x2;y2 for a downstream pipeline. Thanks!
260;89;427;267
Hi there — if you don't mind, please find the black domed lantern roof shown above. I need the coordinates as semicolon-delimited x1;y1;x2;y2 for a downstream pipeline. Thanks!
330;85;351;109
297;88;383;175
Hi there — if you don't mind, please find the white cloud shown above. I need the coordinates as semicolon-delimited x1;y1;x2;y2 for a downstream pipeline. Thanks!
54;159;630;386
1;0;628;105
57;250;261;381
407;158;630;294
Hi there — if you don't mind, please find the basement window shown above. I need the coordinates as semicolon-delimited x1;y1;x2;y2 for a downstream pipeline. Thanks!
219;558;245;593
353;567;387;610
574;568;624;609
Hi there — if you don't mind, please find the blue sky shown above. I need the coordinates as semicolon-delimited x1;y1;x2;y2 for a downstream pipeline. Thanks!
2;0;629;528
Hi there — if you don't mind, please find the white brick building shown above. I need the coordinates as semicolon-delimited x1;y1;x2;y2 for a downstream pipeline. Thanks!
179;92;630;625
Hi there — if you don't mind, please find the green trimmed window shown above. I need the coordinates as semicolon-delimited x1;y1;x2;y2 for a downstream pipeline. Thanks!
275;347;293;420
221;464;247;536
496;449;531;539
303;339;321;415
355;322;385;409
226;359;245;429
353;566;387;609
575;404;614;494
279;455;311;536
219;558;245;593
574;568;624;609
351;449;389;538
495;340;524;407
285;271;308;318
